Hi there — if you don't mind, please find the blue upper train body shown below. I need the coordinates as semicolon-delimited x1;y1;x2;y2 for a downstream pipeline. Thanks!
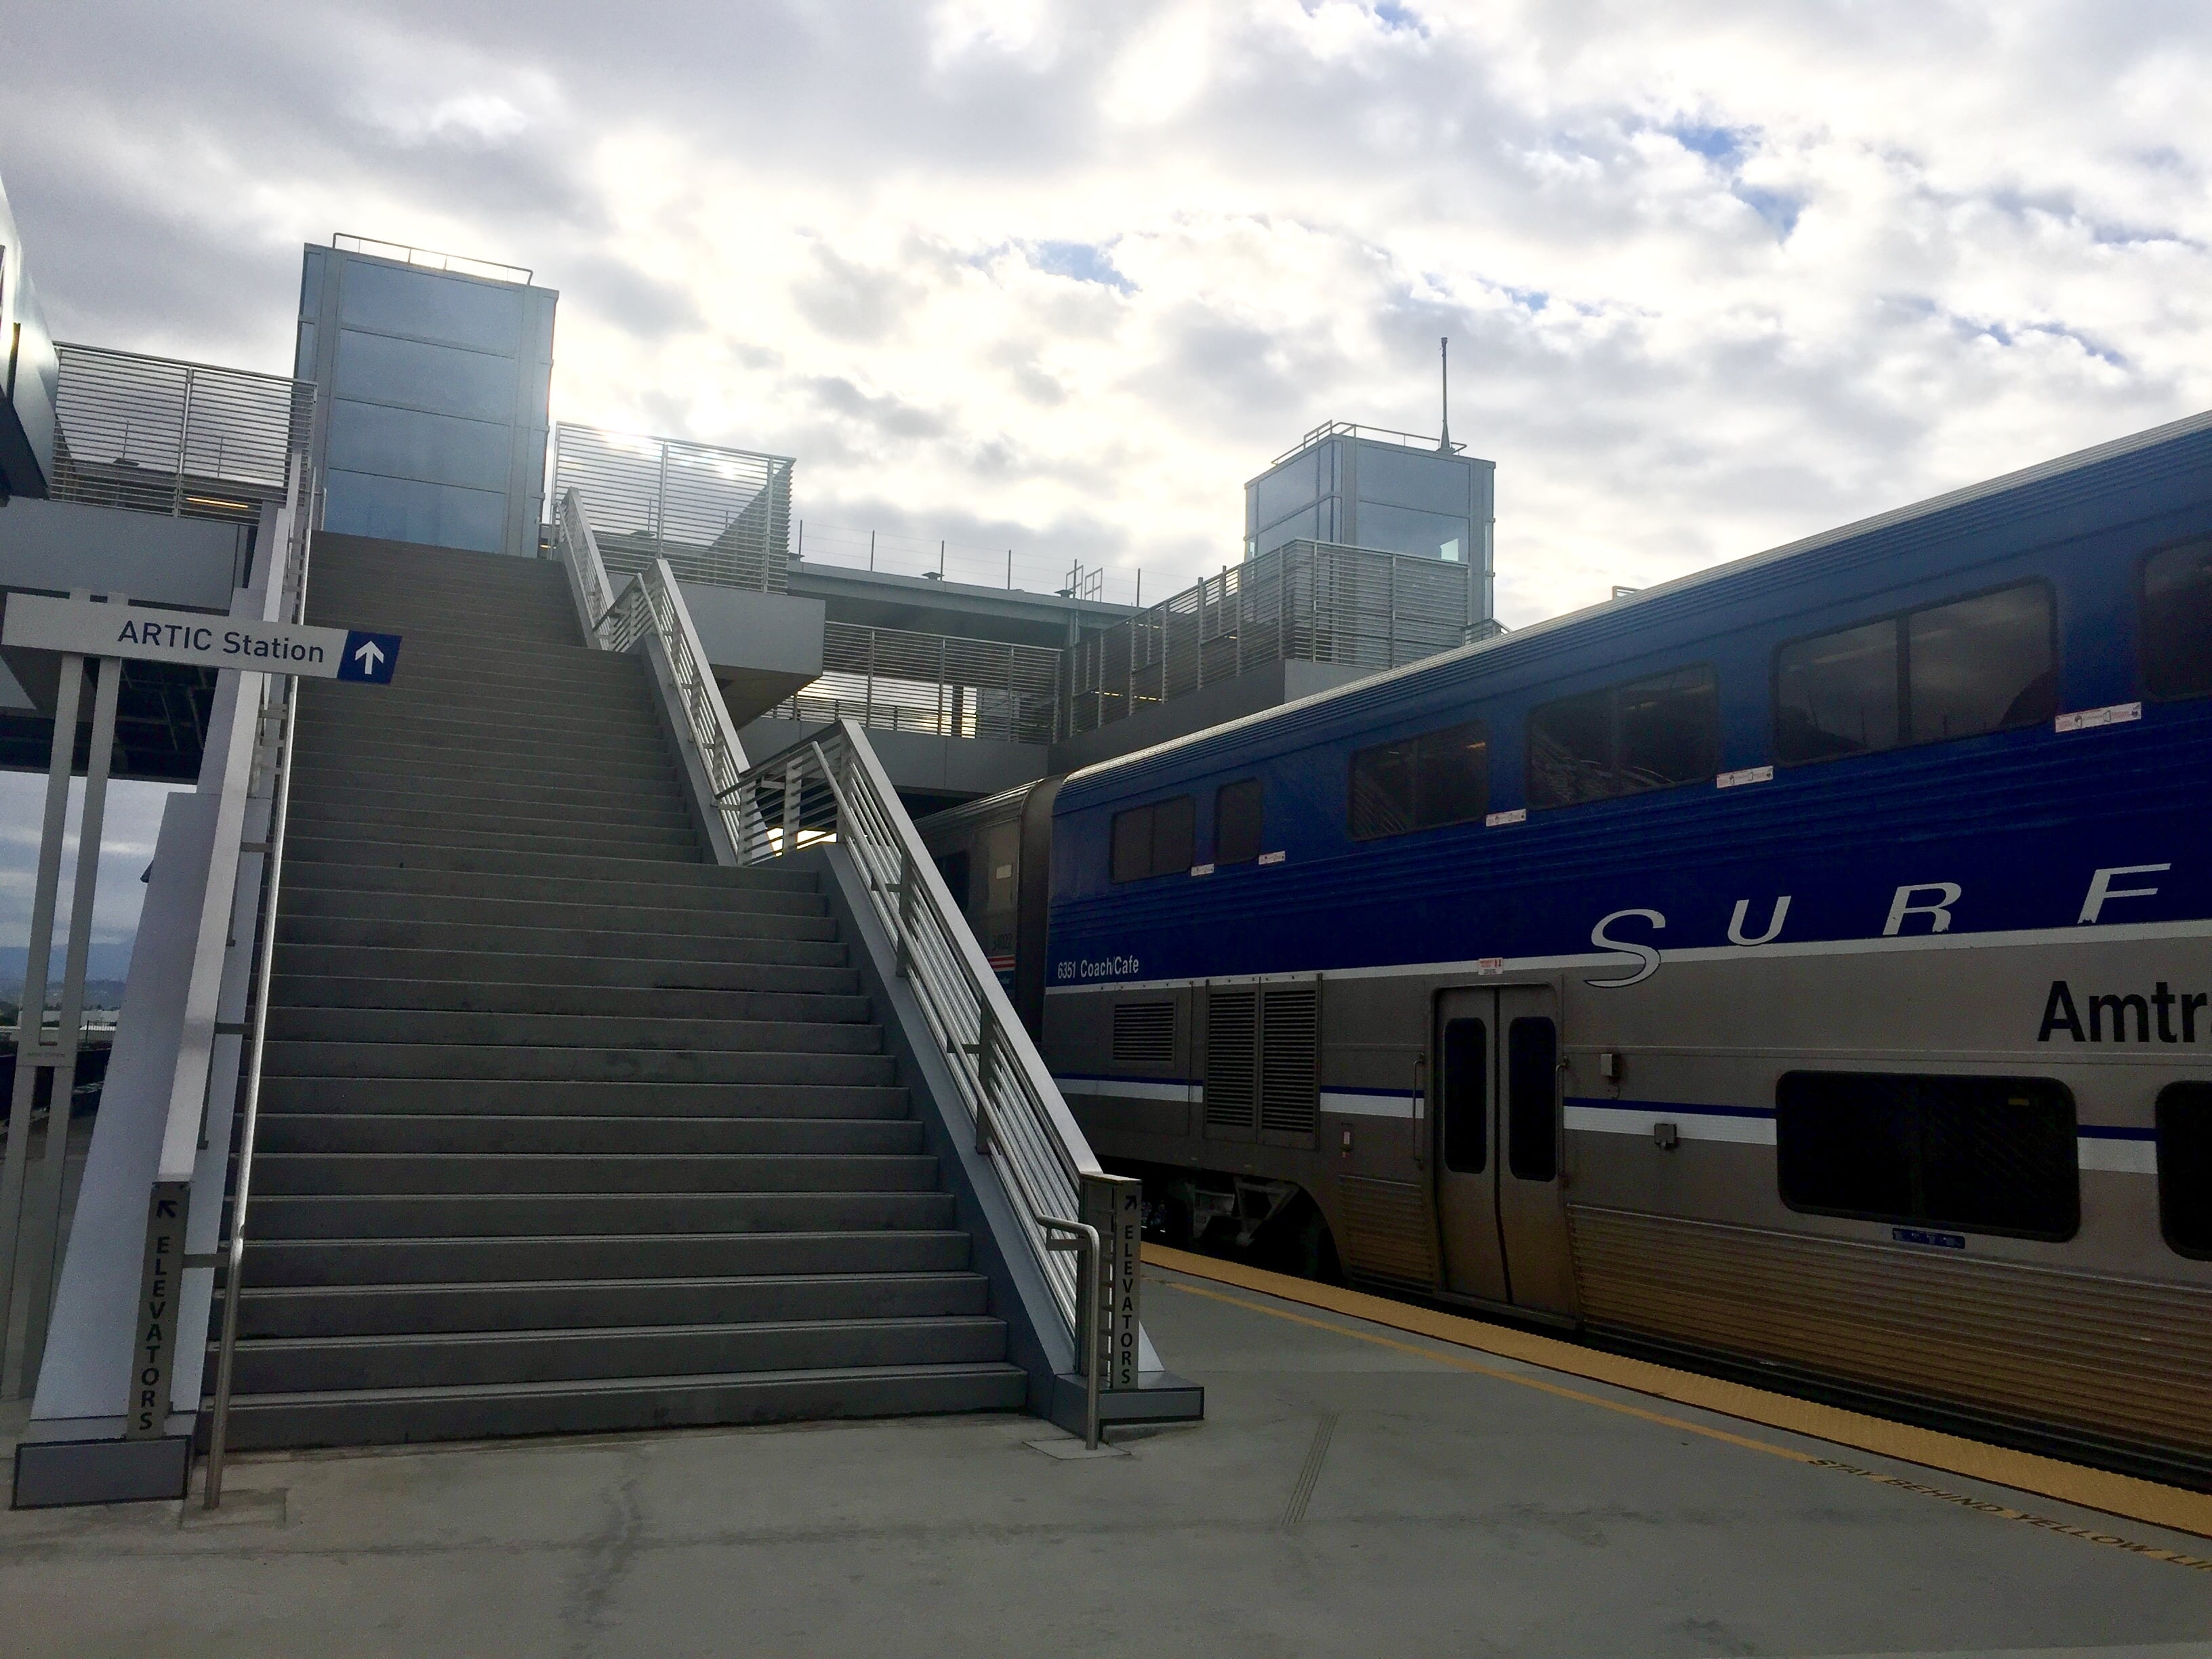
1046;413;2212;988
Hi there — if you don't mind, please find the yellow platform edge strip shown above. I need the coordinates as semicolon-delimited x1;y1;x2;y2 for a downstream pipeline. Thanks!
1143;1244;2212;1542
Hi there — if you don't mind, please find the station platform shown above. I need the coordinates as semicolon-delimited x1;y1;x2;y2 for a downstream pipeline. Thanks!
5;1254;2209;1658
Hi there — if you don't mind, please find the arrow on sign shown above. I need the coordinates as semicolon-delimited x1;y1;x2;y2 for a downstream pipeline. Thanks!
335;630;403;684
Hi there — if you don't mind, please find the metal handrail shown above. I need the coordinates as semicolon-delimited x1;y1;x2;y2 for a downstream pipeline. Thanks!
738;723;1105;1334
555;488;1111;1439
556;487;620;643
200;492;315;1509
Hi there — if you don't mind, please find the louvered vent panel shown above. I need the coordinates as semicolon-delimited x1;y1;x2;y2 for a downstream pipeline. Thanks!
1204;990;1257;1130
1570;1205;2212;1463
1258;986;1319;1141
1112;1001;1176;1068
1337;1176;1439;1288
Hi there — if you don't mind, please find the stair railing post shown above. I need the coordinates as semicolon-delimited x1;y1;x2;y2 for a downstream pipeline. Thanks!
974;1003;998;1155
894;845;915;979
780;760;800;855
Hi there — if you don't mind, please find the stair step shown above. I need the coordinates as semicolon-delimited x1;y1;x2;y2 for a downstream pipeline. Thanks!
268;945;856;997
262;1040;892;1085
258;1113;922;1155
266;976;865;1023
274;917;844;966
255;1151;941;1196
277;822;700;863
226;1272;989;1338
258;1078;909;1118
205;1361;1029;1450
225;1315;1009;1393
279;891;838;943
280;864;825;916
287;799;697;842
280;840;818;890
252;1189;959;1240
242;1229;973;1288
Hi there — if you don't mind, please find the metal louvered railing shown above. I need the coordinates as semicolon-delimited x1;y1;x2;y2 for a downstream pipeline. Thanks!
552;422;794;591
48;343;314;527
769;621;1063;745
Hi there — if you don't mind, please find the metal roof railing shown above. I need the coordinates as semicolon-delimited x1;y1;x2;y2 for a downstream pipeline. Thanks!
47;344;314;527
1271;419;1465;466
1065;539;1473;737
331;233;533;286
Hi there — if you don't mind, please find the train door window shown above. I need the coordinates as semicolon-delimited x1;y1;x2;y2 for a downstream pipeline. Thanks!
1440;1017;1487;1173
1776;619;1900;760
1776;1071;2078;1240
1110;794;1195;882
2142;538;2212;699
1349;720;1490;838
1215;779;1265;865
1505;1017;1559;1181
2156;1082;2212;1258
1527;667;1717;808
1907;584;2057;742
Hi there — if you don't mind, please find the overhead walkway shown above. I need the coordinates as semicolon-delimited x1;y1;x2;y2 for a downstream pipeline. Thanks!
218;534;1024;1447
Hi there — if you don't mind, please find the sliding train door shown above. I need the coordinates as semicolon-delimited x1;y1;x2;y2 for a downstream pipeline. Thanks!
1430;986;1576;1319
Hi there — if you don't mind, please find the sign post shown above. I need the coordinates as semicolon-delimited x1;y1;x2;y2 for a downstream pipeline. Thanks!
1080;1172;1145;1393
0;591;400;1425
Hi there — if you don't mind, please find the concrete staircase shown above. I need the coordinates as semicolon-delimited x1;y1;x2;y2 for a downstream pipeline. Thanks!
211;533;1025;1448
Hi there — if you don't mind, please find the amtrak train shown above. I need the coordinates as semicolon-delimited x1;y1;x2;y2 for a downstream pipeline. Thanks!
918;412;2212;1481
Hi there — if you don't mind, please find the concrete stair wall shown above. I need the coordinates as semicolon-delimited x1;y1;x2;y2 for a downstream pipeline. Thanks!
211;533;1024;1448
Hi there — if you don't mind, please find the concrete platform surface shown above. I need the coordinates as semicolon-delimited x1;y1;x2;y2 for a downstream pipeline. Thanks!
4;1259;2210;1658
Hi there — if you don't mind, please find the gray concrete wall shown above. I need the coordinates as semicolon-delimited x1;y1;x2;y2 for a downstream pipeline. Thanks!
676;580;823;727
0;497;247;609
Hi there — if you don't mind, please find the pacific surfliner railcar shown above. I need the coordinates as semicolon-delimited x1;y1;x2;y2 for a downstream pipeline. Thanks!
919;412;2212;1478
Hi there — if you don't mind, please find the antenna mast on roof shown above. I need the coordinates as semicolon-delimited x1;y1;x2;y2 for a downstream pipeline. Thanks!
1437;336;1451;452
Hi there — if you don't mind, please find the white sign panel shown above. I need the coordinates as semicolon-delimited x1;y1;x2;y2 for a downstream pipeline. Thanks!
2;594;401;684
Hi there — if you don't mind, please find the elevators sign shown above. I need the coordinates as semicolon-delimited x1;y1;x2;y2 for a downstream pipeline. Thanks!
3;593;402;684
1080;1173;1143;1391
128;1183;188;1439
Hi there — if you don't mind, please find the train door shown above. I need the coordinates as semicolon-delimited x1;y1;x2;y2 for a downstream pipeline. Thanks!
1430;986;1576;1319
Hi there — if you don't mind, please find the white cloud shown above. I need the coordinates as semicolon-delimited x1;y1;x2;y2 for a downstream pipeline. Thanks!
3;0;2208;623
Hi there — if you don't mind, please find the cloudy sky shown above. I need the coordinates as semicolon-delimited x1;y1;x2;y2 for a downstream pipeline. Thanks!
4;0;2211;949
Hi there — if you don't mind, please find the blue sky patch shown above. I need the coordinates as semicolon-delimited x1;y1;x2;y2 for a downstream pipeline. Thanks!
1033;241;1135;293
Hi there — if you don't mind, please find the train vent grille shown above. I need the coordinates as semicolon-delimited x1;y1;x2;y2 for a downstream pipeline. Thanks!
1112;1001;1176;1067
1204;990;1257;1130
1259;987;1319;1139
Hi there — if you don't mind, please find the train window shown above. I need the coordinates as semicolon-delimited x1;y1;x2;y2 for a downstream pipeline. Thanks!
1775;619;1899;760
1774;581;2056;764
1908;585;2057;742
1215;779;1265;865
1776;1071;2078;1241
1110;795;1195;882
1348;720;1490;839
2142;539;2212;699
2156;1082;2212;1258
1526;666;1717;808
1440;1017;1487;1174
1506;1017;1559;1181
